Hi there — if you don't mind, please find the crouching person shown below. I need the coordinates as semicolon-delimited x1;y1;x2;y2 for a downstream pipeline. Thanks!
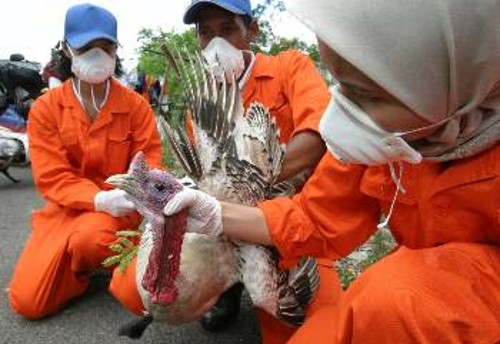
8;3;163;319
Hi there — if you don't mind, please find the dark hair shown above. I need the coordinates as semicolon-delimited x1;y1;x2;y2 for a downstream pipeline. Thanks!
51;46;124;82
240;15;254;28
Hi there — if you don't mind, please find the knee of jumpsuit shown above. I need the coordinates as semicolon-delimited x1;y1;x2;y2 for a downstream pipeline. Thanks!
8;220;89;319
293;244;500;344
8;248;88;320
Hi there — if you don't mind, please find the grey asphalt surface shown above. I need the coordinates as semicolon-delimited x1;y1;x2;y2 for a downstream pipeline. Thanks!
0;167;261;344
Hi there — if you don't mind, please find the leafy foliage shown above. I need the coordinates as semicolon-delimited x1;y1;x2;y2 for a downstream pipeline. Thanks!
335;229;396;289
137;28;198;121
251;1;319;63
137;28;198;76
102;229;142;273
136;28;198;175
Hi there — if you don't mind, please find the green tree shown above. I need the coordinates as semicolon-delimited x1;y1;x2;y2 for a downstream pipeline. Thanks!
136;28;200;170
136;27;198;77
250;0;331;81
136;27;199;121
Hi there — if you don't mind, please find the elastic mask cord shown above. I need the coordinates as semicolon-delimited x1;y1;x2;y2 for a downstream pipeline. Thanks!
71;78;84;104
377;161;404;230
90;86;99;113
72;78;110;116
388;161;406;194
90;79;110;114
237;51;255;90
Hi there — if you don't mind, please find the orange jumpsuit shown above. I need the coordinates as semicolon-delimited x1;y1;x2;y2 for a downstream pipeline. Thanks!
109;50;342;343
260;145;500;343
8;78;163;320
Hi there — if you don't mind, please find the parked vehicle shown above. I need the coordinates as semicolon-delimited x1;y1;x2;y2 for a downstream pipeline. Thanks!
0;54;45;182
0;124;28;182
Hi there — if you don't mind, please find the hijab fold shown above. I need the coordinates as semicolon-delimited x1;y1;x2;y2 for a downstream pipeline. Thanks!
289;0;500;160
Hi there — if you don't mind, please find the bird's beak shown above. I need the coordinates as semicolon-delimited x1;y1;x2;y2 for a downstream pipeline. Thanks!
105;173;141;197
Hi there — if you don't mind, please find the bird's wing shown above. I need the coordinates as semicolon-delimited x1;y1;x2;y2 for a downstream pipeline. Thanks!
276;257;320;326
158;44;240;183
158;44;288;205
231;102;286;188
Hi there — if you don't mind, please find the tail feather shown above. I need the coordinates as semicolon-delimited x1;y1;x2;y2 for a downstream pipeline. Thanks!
277;257;319;326
289;258;320;304
157;117;202;180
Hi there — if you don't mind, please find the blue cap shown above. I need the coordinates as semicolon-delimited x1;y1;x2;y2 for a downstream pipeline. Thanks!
183;0;252;24
64;3;118;49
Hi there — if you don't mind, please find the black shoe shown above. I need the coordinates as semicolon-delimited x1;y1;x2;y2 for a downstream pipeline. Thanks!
200;282;244;332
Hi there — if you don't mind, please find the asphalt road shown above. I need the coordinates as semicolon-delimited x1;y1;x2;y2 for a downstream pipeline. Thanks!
0;167;261;344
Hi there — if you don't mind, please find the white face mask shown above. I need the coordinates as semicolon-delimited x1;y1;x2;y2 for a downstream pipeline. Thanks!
202;37;245;82
319;85;423;166
69;47;116;84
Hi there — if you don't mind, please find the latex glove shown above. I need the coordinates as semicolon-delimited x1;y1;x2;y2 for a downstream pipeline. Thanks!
163;188;222;236
94;189;136;217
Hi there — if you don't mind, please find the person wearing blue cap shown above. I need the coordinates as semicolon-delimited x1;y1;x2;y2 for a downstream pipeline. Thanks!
109;0;342;343
8;3;163;320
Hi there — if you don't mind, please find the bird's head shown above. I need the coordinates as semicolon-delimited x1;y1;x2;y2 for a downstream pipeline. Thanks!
106;152;187;306
106;152;183;222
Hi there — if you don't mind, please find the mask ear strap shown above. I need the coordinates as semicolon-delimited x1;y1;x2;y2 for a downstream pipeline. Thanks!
377;161;405;230
66;44;76;58
388;161;406;194
90;79;110;114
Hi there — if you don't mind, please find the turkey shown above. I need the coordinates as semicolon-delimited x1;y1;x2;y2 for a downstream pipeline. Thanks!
106;44;319;337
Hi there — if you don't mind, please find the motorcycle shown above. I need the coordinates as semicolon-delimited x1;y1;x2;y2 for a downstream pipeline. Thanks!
0;53;45;183
0;123;28;183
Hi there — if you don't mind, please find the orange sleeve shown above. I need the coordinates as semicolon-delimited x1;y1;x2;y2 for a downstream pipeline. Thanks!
27;98;100;210
258;153;381;269
281;51;330;136
129;95;163;170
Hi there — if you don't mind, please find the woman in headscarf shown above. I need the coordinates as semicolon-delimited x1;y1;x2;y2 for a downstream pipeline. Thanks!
162;0;500;342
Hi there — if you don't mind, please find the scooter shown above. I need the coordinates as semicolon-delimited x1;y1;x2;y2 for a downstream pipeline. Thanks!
0;53;45;183
0;105;29;183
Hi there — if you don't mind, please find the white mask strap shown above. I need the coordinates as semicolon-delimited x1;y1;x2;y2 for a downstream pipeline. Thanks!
394;111;463;139
67;44;75;57
71;78;110;116
90;79;110;113
377;161;405;230
238;51;255;90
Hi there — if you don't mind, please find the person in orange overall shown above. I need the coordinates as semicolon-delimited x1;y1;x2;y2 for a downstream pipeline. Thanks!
109;0;342;342
162;0;500;342
8;3;163;320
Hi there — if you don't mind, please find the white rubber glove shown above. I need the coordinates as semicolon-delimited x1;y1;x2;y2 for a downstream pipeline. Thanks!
163;188;223;236
94;189;136;217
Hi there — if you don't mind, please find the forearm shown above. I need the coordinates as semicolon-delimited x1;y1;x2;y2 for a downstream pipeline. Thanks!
220;201;273;246
278;131;326;182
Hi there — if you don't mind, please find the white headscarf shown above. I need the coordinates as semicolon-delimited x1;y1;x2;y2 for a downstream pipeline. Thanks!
288;0;500;160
